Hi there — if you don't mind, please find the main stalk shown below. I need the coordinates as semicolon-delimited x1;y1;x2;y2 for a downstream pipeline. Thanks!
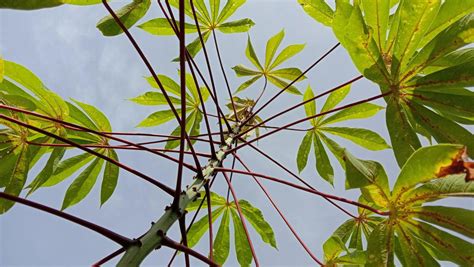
117;126;241;266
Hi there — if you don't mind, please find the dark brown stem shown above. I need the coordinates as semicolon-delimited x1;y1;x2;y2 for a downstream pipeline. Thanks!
92;247;126;266
0;192;133;247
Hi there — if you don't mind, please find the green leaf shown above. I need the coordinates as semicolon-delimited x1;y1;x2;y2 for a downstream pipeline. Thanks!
96;0;151;36
297;131;313;173
303;86;316;118
297;0;334;26
322;127;390;151
232;64;261;77
101;149;119;205
405;220;474;266
235;75;262;94
408;101;474;153
366;223;395;267
394;225;439;267
412;206;474;238
42;152;95;187
267;75;302;95
0;0;63;10
0;56;5;82
187;206;225;248
213;208;230;265
130;91;181;106
343;150;390;207
314;132;334;185
269;68;305;82
269;44;305;70
318;132;345;166
317;84;351;123
4;60;68;117
401;174;474;207
61;158;104;210
419;0;474;47
245;36;263;70
361;0;390;50
392;144;464;199
238;199;277;249
72;99;112;132
230;208;253;267
27;141;66;195
138;18;197;35
265;30;285;69
321;103;383;125
391;0;441;76
136;109;177;128
0;145;29;213
172;30;212;61
146;74;181;97
216;0;246;24
165;111;196;149
323;235;346;261
335;4;389;84
210;0;220;22
405;60;474;90
66;102;100;133
0;93;37;111
403;14;474;80
348;223;363;250
386;99;421;167
411;87;474;120
218;18;255;33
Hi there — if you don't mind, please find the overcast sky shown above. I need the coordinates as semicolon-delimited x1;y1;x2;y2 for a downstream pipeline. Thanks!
0;0;470;266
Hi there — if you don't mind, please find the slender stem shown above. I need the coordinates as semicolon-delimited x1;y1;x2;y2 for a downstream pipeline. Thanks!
92;247;126;266
0;113;175;196
243;42;340;126
0;192;133;247
178;217;191;267
232;92;391;152
26;142;212;159
173;0;188;210
239;139;356;218
101;0;203;176
239;75;364;138
221;171;260;266
204;184;214;262
0;104;199;173
212;29;238;120
160;233;219;267
231;153;323;265
215;168;389;216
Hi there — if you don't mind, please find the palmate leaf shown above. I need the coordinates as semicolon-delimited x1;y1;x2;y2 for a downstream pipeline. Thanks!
326;144;474;266
301;1;474;167
142;0;253;60
185;192;276;266
296;85;387;184
233;32;305;95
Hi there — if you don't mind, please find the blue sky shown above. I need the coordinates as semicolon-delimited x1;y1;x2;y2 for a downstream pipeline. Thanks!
0;0;470;266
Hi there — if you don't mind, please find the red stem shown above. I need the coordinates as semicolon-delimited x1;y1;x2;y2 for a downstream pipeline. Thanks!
239;139;357;218
0;113;175;196
160;233;219;267
101;0;203;176
215;167;389;216
239;75;363;138
231;153;323;265
0;192;133;247
243;42;340;126
221;171;260;266
92;247;126;266
233;92;391;152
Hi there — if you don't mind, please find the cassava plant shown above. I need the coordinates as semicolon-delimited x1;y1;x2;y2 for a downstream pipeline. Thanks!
0;0;473;266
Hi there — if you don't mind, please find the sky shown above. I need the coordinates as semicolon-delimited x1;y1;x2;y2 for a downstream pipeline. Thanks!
0;0;471;266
